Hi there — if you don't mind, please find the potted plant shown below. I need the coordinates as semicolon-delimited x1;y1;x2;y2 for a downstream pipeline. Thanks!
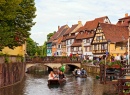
107;60;122;69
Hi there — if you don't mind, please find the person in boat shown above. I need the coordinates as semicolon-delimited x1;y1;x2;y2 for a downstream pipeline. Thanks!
77;69;81;76
59;71;65;80
81;68;84;75
54;72;59;79
48;71;55;80
81;68;87;76
73;69;77;75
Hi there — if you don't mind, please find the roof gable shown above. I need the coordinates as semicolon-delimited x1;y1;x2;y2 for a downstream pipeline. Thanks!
116;16;130;27
100;23;129;43
84;16;110;31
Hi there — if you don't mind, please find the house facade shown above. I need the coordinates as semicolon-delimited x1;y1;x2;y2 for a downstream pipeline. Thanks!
71;16;111;59
63;21;83;56
47;25;69;56
2;43;26;57
92;23;129;57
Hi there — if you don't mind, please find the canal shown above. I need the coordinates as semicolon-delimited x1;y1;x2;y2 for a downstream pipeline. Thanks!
0;73;116;95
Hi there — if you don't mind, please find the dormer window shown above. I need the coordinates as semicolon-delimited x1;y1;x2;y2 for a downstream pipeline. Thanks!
122;20;124;24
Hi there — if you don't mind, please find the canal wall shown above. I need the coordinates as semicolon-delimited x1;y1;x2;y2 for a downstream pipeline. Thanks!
0;62;25;89
82;64;100;74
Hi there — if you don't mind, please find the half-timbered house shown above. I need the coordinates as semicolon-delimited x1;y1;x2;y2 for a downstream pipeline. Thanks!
92;23;129;57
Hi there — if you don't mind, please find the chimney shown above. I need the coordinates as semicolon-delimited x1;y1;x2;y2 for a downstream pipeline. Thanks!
58;26;60;30
78;21;82;25
125;13;128;17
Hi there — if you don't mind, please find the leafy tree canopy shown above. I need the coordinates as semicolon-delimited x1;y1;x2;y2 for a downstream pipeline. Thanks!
0;0;36;50
47;31;56;41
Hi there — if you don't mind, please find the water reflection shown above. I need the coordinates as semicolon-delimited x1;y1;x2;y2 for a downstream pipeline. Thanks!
0;73;116;95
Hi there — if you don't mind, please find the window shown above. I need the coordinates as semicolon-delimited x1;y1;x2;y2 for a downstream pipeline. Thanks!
94;45;97;50
58;45;61;48
89;46;92;51
120;46;123;50
70;39;72;44
102;44;107;50
79;47;82;51
74;47;77;51
86;39;90;43
83;39;86;43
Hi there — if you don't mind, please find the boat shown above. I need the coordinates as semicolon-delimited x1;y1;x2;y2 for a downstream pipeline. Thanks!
72;71;87;78
48;79;66;85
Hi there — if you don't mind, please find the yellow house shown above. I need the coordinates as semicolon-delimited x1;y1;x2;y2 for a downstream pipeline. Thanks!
92;23;129;57
2;43;26;57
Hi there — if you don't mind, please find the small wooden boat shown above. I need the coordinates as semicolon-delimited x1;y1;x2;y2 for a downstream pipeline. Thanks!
48;79;66;85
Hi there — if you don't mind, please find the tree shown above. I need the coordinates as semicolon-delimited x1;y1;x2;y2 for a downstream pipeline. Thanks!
26;37;37;56
42;41;47;56
47;31;56;41
0;0;36;50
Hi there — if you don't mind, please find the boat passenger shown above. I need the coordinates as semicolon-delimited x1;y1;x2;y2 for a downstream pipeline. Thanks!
81;68;84;75
77;69;81;75
54;72;59;79
48;71;55;80
59;71;65;80
74;69;77;75
83;69;87;75
81;68;87;75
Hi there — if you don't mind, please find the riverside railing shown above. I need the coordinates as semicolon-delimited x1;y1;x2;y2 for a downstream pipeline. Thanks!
25;56;81;63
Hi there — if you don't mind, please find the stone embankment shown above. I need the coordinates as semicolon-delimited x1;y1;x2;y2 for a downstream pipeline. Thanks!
0;56;25;88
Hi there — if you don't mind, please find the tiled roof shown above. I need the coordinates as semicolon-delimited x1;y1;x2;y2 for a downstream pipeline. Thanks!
57;28;70;44
57;27;69;38
76;32;94;39
71;43;81;47
64;24;78;35
100;23;129;43
66;35;76;40
75;26;84;32
47;25;68;43
84;16;108;31
116;16;130;27
119;16;130;20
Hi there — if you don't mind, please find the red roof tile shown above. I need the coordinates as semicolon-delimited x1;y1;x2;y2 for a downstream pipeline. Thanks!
47;25;68;43
116;16;130;27
64;24;78;35
100;23;129;43
84;16;109;31
71;43;81;47
76;32;94;39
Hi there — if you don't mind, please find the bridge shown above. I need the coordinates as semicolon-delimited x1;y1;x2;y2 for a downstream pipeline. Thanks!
25;56;81;71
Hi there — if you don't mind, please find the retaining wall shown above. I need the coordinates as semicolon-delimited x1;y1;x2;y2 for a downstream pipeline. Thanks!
82;64;100;74
0;62;25;88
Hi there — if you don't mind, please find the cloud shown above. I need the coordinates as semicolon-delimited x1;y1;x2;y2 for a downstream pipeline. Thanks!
30;0;130;45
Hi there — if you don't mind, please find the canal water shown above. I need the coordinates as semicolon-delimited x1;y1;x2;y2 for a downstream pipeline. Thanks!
0;73;116;95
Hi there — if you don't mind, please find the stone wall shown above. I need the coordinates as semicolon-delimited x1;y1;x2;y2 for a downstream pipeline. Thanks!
82;64;100;74
0;62;25;88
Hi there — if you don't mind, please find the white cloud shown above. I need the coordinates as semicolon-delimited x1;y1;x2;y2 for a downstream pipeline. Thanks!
30;0;130;45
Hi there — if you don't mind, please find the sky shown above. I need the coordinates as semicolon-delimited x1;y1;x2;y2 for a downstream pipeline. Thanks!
30;0;130;46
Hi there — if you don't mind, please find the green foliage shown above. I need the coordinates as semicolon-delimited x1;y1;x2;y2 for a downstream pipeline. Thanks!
4;54;9;63
99;60;105;65
42;41;47;56
0;52;4;56
93;60;98;65
88;60;93;63
83;60;87;63
0;0;36;50
26;37;37;56
47;31;55;41
62;56;67;58
107;60;122;67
